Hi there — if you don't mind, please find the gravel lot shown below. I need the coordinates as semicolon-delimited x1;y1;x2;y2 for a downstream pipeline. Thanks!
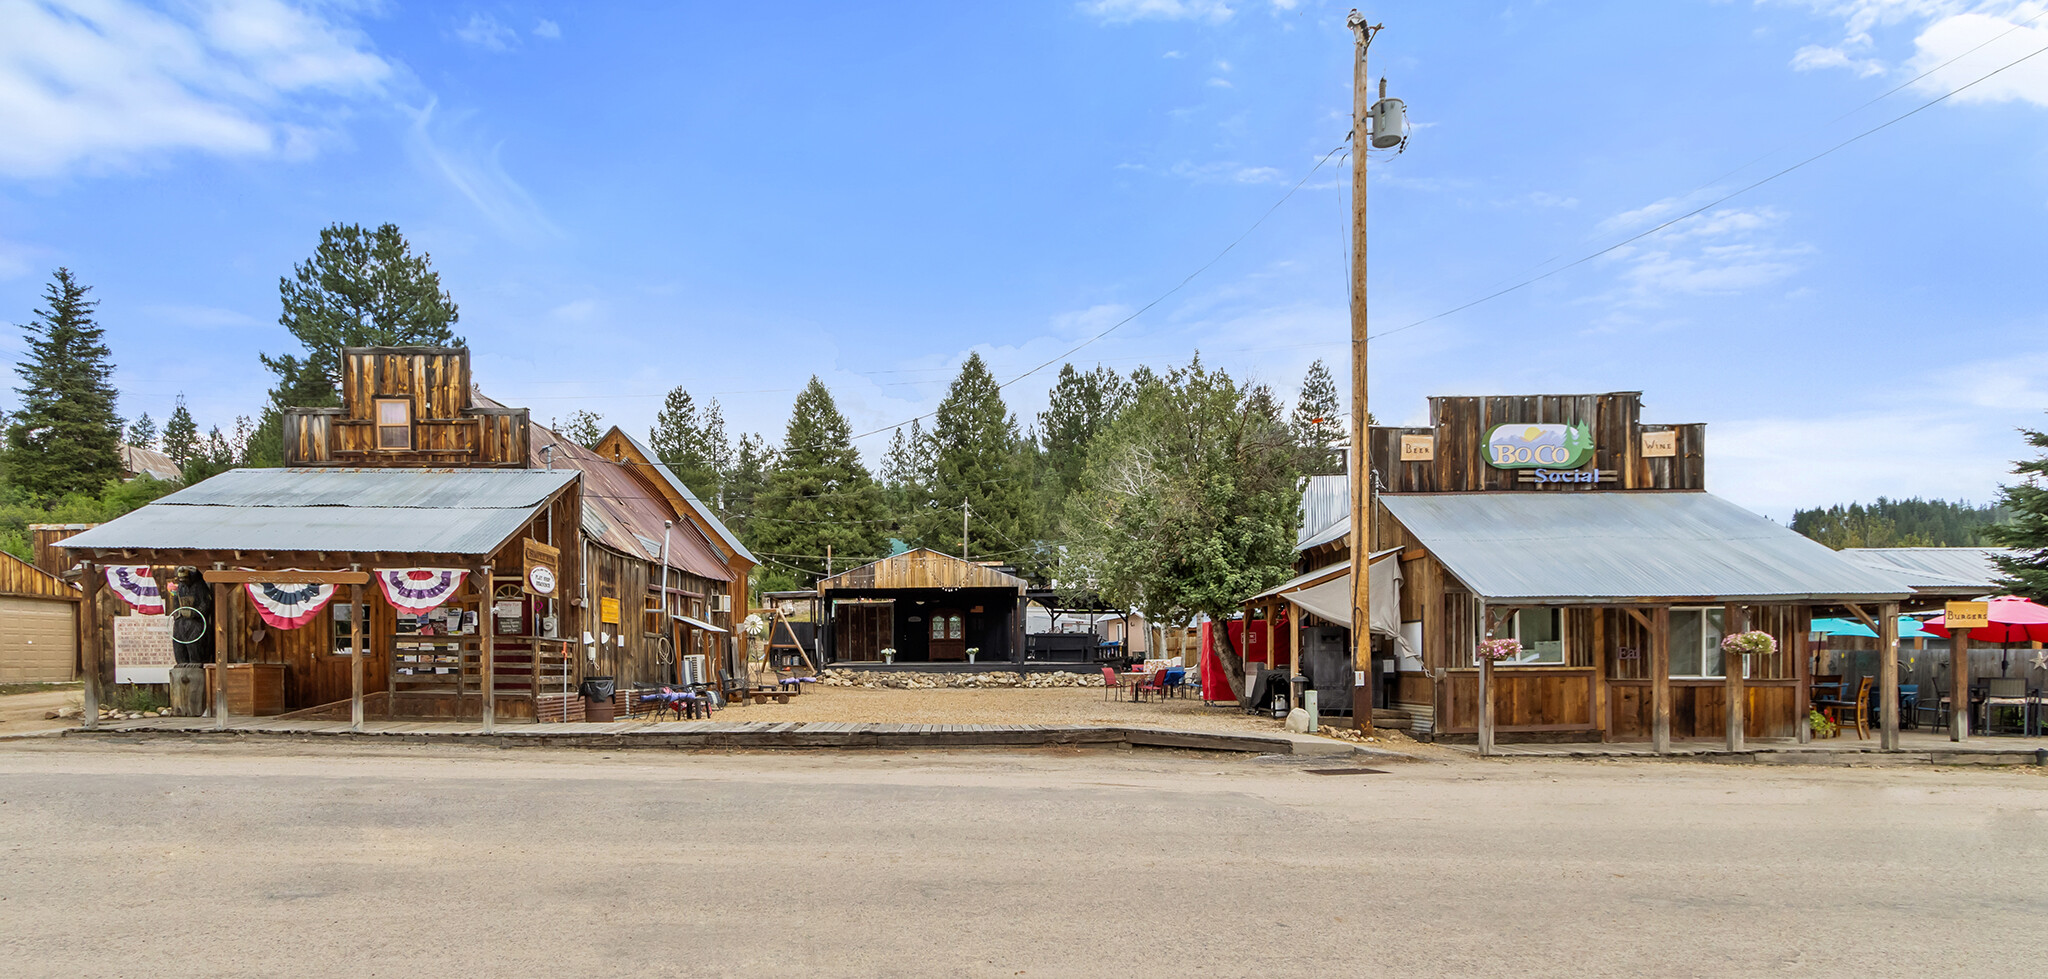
1;739;2041;978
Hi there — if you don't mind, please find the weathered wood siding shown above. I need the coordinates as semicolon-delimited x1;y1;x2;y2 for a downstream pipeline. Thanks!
820;549;1026;594
0;550;80;602
283;347;529;467
1367;392;1705;494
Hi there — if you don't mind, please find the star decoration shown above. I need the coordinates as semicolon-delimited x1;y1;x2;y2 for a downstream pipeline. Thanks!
2033;649;2048;673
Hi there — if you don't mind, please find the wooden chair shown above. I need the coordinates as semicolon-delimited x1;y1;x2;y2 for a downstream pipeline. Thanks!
1816;677;1873;739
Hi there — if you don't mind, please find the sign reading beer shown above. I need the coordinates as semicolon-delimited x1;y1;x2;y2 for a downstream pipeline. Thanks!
523;538;560;596
1944;601;1989;631
1640;430;1677;458
1400;434;1434;461
1485;422;1595;470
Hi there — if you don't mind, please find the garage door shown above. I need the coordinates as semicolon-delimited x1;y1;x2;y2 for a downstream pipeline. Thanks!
0;596;77;683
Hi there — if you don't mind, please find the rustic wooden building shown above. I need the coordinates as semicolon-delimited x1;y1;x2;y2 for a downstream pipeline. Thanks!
57;346;753;726
1255;391;1913;750
816;550;1027;666
0;549;82;684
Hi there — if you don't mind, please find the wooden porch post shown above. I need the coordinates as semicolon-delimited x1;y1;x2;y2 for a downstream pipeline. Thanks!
1724;603;1745;754
1879;601;1900;751
212;564;229;731
1288;599;1302;710
1652;606;1671;755
79;563;101;731
1477;600;1494;757
349;565;365;734
1950;627;1970;742
480;564;495;734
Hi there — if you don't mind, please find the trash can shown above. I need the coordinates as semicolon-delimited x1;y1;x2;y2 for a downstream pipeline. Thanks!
580;676;615;723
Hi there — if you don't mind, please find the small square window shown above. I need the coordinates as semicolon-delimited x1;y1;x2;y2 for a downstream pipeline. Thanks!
376;400;411;449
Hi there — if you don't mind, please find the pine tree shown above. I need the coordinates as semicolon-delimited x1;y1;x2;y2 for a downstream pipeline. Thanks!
126;412;159;450
180;426;238;485
750;378;887;583
879;420;932;532
1991;425;2048;600
649;387;730;503
3;269;123;499
561;410;605;448
721;431;776;542
1289;358;1345;475
161;397;200;468
249;222;461;465
1038;364;1131;499
915;354;1029;561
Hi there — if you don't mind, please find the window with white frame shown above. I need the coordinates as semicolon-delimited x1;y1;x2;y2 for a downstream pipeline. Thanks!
1494;608;1566;665
1669;608;1731;677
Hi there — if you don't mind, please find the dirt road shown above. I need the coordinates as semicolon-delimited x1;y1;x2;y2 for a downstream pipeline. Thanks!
0;740;2040;978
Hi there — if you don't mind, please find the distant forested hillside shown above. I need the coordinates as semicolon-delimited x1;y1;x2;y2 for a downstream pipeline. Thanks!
1790;498;2010;549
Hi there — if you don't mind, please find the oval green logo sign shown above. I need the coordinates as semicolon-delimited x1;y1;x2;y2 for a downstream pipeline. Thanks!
1485;422;1595;470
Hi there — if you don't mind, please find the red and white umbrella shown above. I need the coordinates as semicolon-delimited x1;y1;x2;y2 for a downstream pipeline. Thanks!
104;566;164;614
1922;596;2048;644
376;569;468;615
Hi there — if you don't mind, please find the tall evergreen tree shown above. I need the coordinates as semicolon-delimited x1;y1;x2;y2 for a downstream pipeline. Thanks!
161;397;199;468
3;269;122;499
720;431;776;542
248;222;462;465
750;378;887;583
915;354;1029;560
1290;358;1346;475
126;412;158;450
1037;364;1131;500
180;426;238;485
1991;424;2048;600
879;419;932;533
560;410;605;449
648;387;731;504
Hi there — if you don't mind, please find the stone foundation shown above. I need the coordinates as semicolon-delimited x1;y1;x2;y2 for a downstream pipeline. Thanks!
816;669;1106;690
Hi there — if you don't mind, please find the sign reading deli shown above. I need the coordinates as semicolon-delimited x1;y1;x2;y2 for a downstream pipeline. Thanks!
1485;422;1595;470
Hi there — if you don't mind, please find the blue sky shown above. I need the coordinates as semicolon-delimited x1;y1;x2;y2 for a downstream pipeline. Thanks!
3;0;2046;519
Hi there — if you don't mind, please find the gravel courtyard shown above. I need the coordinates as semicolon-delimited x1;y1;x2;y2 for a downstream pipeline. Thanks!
2;738;2041;978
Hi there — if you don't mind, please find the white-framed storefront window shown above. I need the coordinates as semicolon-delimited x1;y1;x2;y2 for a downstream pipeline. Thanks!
1669;607;1734;678
1475;608;1568;665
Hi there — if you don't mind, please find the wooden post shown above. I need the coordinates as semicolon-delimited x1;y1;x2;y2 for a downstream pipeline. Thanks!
1652;606;1671;755
1477;601;1494;757
1879;601;1899;751
1950;627;1969;742
1794;608;1812;743
349;568;365;734
1289;599;1302;710
1346;15;1378;736
79;563;101;730
480;564;495;733
212;564;229;731
1724;603;1745;753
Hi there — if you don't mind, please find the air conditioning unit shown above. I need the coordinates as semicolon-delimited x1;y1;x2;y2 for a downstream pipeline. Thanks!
682;655;708;687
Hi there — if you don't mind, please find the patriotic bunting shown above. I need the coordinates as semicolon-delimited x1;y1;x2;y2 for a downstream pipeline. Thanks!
245;576;339;630
104;566;165;614
375;569;468;614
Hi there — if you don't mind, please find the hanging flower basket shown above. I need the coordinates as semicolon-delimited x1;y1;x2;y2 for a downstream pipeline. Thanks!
1478;637;1522;662
1720;630;1778;659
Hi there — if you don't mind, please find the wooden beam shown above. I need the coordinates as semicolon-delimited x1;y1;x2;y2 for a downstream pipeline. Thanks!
1478;600;1494;757
200;569;371;585
211;565;229;731
79;563;101;731
1652;606;1671;755
1879;600;1899;751
1950;626;1969;742
480;564;495;734
349;573;365;734
1841;602;1879;636
1624;607;1654;633
1724;603;1745;754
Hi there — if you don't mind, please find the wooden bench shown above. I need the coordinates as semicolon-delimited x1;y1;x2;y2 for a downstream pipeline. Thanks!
746;689;793;705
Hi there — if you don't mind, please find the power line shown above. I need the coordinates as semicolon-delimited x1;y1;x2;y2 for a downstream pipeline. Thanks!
1368;34;2048;342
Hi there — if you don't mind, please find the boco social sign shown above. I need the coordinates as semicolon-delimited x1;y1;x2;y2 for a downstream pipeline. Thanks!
1485;423;1595;470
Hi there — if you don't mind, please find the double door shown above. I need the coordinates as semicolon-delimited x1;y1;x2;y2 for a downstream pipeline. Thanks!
928;609;966;661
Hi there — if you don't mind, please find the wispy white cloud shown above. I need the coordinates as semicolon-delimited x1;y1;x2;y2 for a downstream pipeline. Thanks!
405;98;558;240
1781;2;2048;105
0;0;391;178
1206;76;1233;88
1167;160;1284;183
1592;207;1810;306
1162;49;1185;58
1079;0;1234;24
533;19;562;40
1791;35;1888;76
455;12;517;52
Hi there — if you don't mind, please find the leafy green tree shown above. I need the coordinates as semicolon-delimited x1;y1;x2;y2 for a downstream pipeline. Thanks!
0;475;176;563
649;387;731;504
914;354;1031;561
750;377;887;583
3;269;123;499
126;412;158;450
1058;355;1303;699
1991;425;2048;600
248;223;462;465
1288;359;1345;475
560;410;605;449
161;396;200;468
180;426;238;485
1792;498;2009;549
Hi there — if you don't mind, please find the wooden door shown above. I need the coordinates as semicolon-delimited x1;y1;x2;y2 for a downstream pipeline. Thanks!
929;609;966;661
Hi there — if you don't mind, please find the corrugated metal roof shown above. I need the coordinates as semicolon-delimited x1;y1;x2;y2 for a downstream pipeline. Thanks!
1297;474;1350;551
529;427;733;582
1838;547;2015;594
615;430;758;565
1379;492;1914;604
57;467;576;555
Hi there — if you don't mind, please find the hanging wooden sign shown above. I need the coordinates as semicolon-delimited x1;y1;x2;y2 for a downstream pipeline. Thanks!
1944;601;1989;631
523;539;560;596
1641;430;1677;458
1400;434;1434;461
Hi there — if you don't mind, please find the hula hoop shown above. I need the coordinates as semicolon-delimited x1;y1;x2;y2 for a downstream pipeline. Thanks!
169;606;209;645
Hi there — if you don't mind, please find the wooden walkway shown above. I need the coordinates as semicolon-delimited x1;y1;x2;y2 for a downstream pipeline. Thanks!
1448;732;2048;765
67;715;1369;757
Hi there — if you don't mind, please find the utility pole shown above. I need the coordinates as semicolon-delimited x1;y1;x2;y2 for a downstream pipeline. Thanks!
1347;10;1380;734
962;498;971;561
826;545;833;578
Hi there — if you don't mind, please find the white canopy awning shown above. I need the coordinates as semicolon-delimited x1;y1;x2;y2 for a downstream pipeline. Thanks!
1255;549;1406;653
673;614;728;634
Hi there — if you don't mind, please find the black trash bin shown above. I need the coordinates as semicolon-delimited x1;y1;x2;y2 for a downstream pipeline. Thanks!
579;676;616;723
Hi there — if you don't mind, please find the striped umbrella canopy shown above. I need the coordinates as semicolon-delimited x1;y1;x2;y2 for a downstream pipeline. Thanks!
1921;596;2048;644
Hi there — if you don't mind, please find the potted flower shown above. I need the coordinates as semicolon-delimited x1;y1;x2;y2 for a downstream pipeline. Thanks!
881;647;896;665
965;646;980;664
1478;637;1522;663
1719;630;1776;672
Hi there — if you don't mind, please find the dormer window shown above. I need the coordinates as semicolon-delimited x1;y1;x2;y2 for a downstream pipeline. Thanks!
376;399;412;450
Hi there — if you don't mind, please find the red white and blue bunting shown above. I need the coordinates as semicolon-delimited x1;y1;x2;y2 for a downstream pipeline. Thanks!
104;566;165;614
245;576;339;630
375;569;468;615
